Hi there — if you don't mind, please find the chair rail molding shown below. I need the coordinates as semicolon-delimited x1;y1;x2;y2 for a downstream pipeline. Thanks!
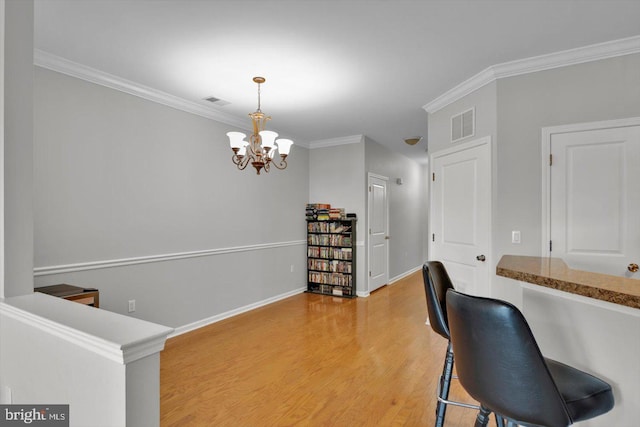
34;240;306;276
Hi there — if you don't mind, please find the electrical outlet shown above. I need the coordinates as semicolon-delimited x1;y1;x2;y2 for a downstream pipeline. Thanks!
290;264;294;273
128;299;136;313
0;385;12;404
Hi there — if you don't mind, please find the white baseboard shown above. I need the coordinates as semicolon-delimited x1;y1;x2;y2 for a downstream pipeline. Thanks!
388;265;422;285
357;265;422;297
169;286;307;338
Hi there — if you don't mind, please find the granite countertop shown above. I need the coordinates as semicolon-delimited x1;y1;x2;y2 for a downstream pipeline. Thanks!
496;255;640;309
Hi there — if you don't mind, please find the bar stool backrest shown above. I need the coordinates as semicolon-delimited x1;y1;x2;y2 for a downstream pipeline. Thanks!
422;261;454;340
446;290;572;427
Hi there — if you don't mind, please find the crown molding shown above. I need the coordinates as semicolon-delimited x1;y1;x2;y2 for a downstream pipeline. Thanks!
423;35;640;114
34;49;250;131
291;139;312;149
423;67;496;115
308;134;364;149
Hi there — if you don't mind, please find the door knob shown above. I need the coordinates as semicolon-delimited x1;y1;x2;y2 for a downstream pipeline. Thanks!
629;263;639;273
385;236;390;240
476;255;486;262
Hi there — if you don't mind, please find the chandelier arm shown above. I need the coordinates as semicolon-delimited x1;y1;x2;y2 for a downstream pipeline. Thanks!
233;154;252;170
271;156;288;170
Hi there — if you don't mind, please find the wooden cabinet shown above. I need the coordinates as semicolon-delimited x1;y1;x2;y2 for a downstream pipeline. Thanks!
35;284;100;308
306;219;356;298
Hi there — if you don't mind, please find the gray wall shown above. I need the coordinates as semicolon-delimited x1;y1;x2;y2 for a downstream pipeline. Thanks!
34;66;430;326
308;141;366;293
308;139;429;294
3;0;34;297
426;80;498;296
493;52;640;302
364;138;428;280
33;67;310;327
427;53;640;305
427;81;498;154
308;141;366;226
496;53;640;256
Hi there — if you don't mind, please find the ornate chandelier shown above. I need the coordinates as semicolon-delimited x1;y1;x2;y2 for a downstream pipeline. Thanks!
226;77;293;175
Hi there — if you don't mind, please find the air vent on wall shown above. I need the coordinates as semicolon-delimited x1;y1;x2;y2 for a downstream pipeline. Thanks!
203;96;230;106
451;107;475;142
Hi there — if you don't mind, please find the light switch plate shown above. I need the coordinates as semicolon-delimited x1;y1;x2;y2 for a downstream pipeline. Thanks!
512;230;521;244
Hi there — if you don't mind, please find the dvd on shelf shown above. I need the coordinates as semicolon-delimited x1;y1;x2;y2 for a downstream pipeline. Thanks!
307;234;352;247
306;213;356;298
307;247;352;260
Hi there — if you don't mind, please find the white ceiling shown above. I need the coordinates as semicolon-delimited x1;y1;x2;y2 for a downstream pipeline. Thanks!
34;0;640;162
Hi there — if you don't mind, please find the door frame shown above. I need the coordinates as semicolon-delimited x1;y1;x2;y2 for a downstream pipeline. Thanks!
541;117;640;257
429;136;492;295
367;172;389;295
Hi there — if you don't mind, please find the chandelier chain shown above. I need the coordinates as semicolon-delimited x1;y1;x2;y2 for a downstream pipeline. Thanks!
257;81;261;112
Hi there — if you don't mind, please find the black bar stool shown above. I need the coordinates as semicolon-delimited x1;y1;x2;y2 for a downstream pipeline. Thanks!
446;290;615;427
422;261;479;427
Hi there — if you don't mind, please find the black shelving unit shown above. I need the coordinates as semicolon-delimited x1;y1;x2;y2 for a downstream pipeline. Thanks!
306;218;357;298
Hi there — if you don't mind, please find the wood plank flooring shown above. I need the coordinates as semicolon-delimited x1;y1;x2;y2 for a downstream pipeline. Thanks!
161;271;478;426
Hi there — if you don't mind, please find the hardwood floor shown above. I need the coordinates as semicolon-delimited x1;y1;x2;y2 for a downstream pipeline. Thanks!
161;271;478;426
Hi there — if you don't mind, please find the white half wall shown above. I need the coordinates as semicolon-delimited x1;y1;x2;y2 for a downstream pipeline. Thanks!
0;292;173;426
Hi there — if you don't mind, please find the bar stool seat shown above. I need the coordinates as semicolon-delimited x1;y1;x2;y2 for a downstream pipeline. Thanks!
446;289;614;427
546;358;614;424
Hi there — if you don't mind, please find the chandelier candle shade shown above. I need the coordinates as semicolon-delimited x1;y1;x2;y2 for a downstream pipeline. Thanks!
226;77;294;175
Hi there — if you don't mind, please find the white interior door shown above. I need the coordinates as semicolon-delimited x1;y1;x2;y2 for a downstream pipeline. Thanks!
368;174;388;292
550;125;640;277
430;137;491;296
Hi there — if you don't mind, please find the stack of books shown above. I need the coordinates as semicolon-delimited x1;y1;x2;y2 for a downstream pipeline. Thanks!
306;204;350;221
305;203;331;220
317;208;330;221
329;208;345;220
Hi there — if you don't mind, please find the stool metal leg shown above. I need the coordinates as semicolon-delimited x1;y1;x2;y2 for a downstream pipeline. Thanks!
434;341;480;427
494;413;520;427
435;341;454;427
474;405;492;427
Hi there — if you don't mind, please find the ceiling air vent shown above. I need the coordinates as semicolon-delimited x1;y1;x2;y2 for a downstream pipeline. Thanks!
203;96;230;106
451;107;475;142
